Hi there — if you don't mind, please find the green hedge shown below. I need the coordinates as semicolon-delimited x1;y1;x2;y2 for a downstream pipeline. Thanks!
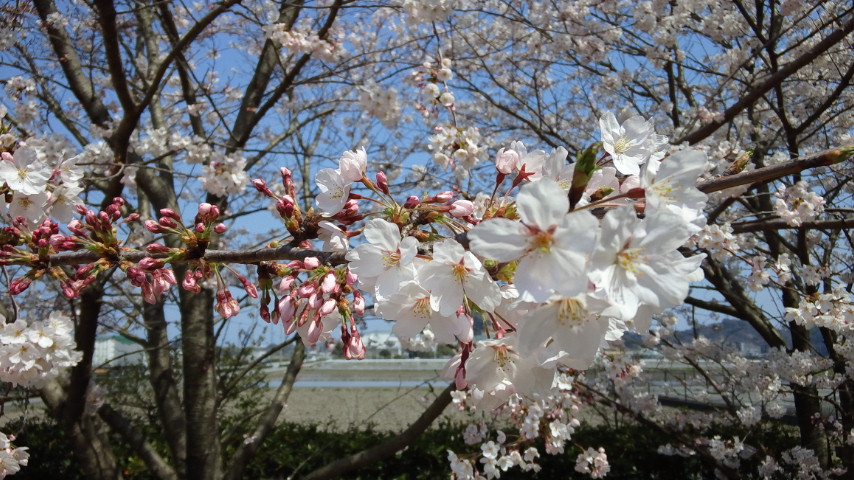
5;417;798;479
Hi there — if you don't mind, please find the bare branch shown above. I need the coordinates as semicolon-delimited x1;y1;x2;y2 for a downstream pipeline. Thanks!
697;146;853;193
674;13;854;145
299;383;454;480
99;404;179;480
730;217;854;234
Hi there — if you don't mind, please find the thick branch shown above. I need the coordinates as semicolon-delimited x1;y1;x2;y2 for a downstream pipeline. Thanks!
17;242;346;268
99;404;179;480
141;0;243;116
224;342;306;480
730;216;854;233
697;146;853;193
93;0;137;116
683;296;740;317
577;383;740;480
674;14;854;145
143;301;187;476
32;0;111;125
298;383;454;480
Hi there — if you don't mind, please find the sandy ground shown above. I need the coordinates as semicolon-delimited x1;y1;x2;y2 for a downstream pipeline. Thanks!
280;386;470;432
269;359;473;432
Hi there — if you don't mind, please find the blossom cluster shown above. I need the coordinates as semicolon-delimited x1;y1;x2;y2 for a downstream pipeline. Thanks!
333;113;704;396
261;23;343;62
0;432;28;479
0;312;81;389
446;370;597;479
785;289;853;334
773;180;824;227
0;142;83;226
306;112;709;477
394;0;456;24
357;81;403;129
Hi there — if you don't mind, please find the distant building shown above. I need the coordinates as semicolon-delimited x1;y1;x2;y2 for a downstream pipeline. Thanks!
361;331;403;357
93;335;146;368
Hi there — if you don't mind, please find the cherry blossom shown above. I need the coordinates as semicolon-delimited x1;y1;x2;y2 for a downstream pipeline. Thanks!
599;112;655;176
469;178;599;302
588;206;705;318
345;218;419;298
418;238;500;316
0;147;50;195
315;168;351;214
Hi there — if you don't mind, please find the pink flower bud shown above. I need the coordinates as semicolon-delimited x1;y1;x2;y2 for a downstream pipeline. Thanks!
319;298;337;316
60;280;79;299
159;217;177;229
152;269;177;297
345;270;357;286
454;311;474;343
341;199;359;216
283;317;298;335
495;148;519;174
239;276;258;298
107;204;122;221
195;222;206;233
125;213;140;222
353;293;365;316
215;291;239;319
49;234;67;248
138;257;165;271
144;220;163;233
196;202;212;218
126;267;146;285
277;295;296;322
278;275;295;292
307;292;322;309
376;171;389;194
454;365;468;390
345;326;365;360
9;277;31;295
403;196;420;208
306;319;323;345
146;243;171;254
297;283;315;298
214;223;227;234
280;167;293;188
76;264;95;277
303;257;320;269
251;179;273;197
142;283;157;304
159;208;180;220
183;270;200;293
98;211;111;227
68;219;86;236
276;198;294;218
434;191;453;202
449;200;474;218
321;272;336;294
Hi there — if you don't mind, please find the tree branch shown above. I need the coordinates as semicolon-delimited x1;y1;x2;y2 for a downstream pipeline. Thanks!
674;13;854;145
697;146;853;193
730;216;854;234
224;342;306;480
298;383;454;480
99;403;179;480
32;0;111;126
